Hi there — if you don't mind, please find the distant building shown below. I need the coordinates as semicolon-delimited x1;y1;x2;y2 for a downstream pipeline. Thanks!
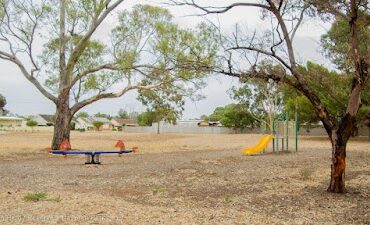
110;118;138;128
75;117;93;130
75;116;111;130
0;116;23;127
197;121;209;127
197;120;221;127
208;121;221;127
154;120;223;127
30;114;55;126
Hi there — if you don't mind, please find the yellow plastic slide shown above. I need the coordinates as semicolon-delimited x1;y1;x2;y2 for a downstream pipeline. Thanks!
243;134;273;155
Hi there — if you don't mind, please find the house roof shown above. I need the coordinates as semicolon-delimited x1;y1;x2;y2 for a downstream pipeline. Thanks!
39;114;55;123
85;116;110;124
29;114;54;125
0;116;23;121
112;118;138;126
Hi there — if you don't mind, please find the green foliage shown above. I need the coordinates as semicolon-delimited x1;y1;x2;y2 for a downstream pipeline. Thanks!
94;112;111;120
284;62;370;126
23;192;47;202
231;76;283;130
117;109;129;119
0;94;6;115
0;2;218;126
43;36;108;93
285;96;317;124
76;112;89;118
152;186;166;195
114;5;218;119
223;195;233;203
200;114;208;120
320;16;370;126
208;107;225;122
321;16;370;71
138;87;183;126
299;167;314;181
92;121;104;130
220;104;255;129
208;104;255;130
137;111;157;126
26;119;38;127
0;94;5;110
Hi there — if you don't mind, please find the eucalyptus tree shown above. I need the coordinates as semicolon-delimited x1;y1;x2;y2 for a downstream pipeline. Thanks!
173;0;369;193
138;85;186;134
0;1;217;149
231;75;283;132
0;93;5;113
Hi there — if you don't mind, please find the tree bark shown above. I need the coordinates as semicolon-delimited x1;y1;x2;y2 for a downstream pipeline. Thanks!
51;96;72;150
157;120;160;134
328;134;347;193
327;113;355;193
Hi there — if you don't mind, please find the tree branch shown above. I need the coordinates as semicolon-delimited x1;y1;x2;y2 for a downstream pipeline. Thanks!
170;0;270;15
65;0;125;76
70;81;164;114
0;50;57;103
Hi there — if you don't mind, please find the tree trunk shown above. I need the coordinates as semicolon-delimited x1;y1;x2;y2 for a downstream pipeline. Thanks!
51;97;72;150
328;134;347;193
157;120;160;134
327;113;355;193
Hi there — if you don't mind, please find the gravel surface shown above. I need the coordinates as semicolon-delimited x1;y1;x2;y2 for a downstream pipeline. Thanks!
0;132;369;224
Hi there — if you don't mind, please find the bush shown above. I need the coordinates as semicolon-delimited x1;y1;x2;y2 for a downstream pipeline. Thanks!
92;121;104;131
24;192;47;202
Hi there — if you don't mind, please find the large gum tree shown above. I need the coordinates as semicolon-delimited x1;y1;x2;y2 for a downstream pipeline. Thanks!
0;1;217;149
174;0;369;193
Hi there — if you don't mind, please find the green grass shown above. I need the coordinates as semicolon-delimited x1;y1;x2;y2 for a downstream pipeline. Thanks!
47;195;62;203
152;186;166;195
300;167;314;181
223;194;233;203
23;192;47;202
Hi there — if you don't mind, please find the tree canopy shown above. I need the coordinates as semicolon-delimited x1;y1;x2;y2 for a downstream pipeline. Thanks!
0;1;218;148
117;109;129;119
0;94;5;111
172;0;370;193
207;104;256;130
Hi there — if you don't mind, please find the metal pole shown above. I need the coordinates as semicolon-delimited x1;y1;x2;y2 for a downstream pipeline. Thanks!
295;111;298;152
286;112;289;151
273;120;275;152
276;122;279;152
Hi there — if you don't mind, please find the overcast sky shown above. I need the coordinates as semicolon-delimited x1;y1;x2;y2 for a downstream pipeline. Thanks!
0;0;332;119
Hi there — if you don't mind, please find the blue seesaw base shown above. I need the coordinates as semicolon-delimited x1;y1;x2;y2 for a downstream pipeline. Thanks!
51;150;134;164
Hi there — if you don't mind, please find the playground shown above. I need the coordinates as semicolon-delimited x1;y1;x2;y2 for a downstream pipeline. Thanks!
0;131;369;224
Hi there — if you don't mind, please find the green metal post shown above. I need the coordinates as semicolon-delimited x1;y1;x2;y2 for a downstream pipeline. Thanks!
295;111;298;152
277;122;279;151
286;112;289;151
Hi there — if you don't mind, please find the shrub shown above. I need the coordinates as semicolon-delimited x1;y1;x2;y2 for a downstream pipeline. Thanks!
24;192;47;202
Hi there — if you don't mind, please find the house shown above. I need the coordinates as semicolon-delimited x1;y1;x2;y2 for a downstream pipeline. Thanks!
197;121;209;126
0;116;23;127
197;121;221;127
209;121;221;127
75;117;93;130
75;116;111;130
30;114;55;126
110;118;138;128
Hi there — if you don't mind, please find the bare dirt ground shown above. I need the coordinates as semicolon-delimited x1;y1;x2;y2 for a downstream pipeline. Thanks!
0;131;369;225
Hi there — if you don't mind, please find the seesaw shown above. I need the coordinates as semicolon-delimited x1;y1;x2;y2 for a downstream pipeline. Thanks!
47;140;138;164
